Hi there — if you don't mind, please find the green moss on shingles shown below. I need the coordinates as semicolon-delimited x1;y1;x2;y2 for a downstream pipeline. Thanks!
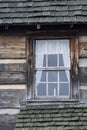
14;106;87;130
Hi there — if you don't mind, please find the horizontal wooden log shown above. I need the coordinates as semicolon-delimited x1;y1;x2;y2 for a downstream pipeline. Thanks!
0;63;26;72
79;43;87;57
0;89;26;108
79;58;87;67
80;86;87;89
79;36;87;43
0;72;26;84
80;89;87;102
0;36;26;58
79;67;87;84
0;51;25;59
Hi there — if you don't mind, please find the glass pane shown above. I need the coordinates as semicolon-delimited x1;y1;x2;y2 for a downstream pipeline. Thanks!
43;55;46;67
36;40;70;68
36;40;47;54
48;71;57;82
41;71;46;82
36;54;46;68
47;40;59;54
36;71;46;82
48;54;57;67
37;83;46;96
59;83;69;96
59;71;69;82
36;54;44;68
48;83;57;96
59;54;64;66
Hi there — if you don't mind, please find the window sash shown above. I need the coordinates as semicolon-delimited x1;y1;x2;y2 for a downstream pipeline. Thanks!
35;39;70;98
35;40;70;69
35;70;70;97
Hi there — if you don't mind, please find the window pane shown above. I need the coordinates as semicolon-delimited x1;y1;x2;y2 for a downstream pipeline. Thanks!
43;55;46;67
36;40;70;68
59;54;64;66
48;71;57;82
59;71;69;82
59;83;69;96
37;83;46;96
36;71;46;82
48;54;57;67
48;83;57;96
36;54;46;68
41;71;46;82
36;40;47;54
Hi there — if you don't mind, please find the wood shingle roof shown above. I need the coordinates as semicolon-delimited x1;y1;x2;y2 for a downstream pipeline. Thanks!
0;0;87;25
14;105;87;130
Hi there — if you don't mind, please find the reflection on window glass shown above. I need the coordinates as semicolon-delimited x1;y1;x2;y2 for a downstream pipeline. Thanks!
48;71;57;82
48;83;57;96
37;83;46;96
59;83;69;96
48;54;57;67
59;71;68;82
59;54;64;66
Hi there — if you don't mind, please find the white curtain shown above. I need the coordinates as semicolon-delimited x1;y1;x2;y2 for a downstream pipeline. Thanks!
36;40;47;83
36;40;70;83
59;40;70;81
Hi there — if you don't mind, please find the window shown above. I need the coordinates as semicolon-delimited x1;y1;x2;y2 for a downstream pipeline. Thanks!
35;40;70;98
27;35;79;100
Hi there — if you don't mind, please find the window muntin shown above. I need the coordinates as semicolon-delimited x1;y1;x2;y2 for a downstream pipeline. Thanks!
35;40;70;98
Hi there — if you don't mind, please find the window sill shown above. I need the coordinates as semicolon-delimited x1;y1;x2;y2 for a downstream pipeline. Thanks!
27;98;79;106
27;99;78;102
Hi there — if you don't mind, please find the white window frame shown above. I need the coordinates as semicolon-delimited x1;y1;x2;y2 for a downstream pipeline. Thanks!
34;39;71;99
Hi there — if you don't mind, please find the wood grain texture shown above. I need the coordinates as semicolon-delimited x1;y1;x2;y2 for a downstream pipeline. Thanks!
0;89;26;108
79;58;87;67
71;38;79;78
79;67;87;85
79;36;87;43
71;37;79;99
0;72;26;84
0;63;26;72
0;36;26;59
79;43;87;57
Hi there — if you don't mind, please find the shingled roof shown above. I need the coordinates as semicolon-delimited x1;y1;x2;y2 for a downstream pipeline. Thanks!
14;105;87;130
0;0;87;25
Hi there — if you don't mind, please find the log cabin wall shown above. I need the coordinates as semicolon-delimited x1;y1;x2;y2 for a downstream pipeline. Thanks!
0;35;26;130
0;31;87;130
79;36;87;103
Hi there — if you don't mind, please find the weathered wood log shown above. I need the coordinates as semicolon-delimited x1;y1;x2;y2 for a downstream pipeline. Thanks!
79;43;87;57
0;89;26;108
0;63;26;72
79;67;87;85
79;36;87;43
0;72;26;84
0;36;26;58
